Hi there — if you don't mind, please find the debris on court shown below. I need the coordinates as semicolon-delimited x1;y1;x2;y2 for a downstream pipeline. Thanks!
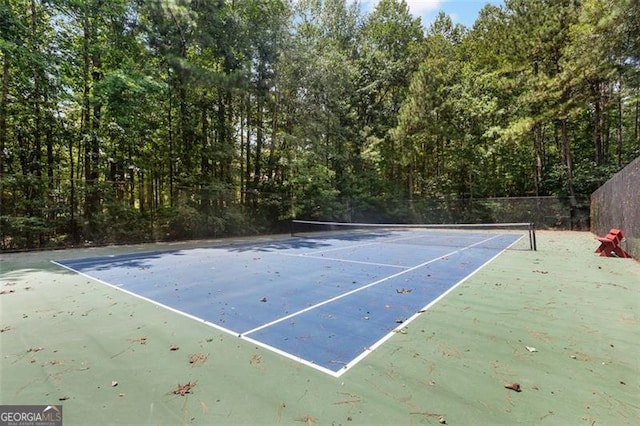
172;381;196;396
295;414;318;425
333;392;362;405
525;346;538;352
259;297;267;302
169;345;179;351
0;326;12;333
396;288;412;294
410;411;446;423
27;347;44;353
111;380;118;387
126;337;147;345
189;353;208;366
504;382;522;392
0;289;15;295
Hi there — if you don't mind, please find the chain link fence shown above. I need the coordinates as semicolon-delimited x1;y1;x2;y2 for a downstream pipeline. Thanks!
336;196;589;230
1;174;590;252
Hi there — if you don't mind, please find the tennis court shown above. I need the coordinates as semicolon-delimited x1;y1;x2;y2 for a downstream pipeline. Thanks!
52;224;526;376
2;229;639;425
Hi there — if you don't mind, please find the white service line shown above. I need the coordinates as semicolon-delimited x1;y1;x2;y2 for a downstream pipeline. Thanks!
273;252;408;269
302;232;444;256
336;232;526;377
240;233;505;337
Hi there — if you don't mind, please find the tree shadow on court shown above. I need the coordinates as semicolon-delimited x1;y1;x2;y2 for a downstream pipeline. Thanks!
226;232;397;253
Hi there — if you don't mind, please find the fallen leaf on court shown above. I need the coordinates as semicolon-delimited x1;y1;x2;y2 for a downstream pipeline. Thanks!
0;326;12;333
58;396;69;401
504;382;522;392
111;381;118;387
439;416;447;424
333;392;362;405
295;415;318;425
396;288;412;294
410;411;444;421
126;337;147;345
172;381;196;396
189;353;208;366
27;347;44;353
259;297;267;302
526;346;538;352
169;345;179;351
0;289;15;295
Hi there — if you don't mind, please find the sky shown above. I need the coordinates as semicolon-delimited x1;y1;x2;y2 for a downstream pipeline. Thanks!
359;0;504;28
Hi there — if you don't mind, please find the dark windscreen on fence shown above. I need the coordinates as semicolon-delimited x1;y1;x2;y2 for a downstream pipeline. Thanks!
591;156;640;259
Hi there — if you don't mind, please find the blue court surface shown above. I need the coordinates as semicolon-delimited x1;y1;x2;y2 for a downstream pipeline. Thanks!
53;230;523;376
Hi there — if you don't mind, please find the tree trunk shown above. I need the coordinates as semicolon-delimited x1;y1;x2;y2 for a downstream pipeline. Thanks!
591;81;604;165
561;119;575;197
0;50;9;178
239;94;246;204
168;78;175;206
533;122;544;195
254;95;263;189
616;74;623;168
31;0;42;179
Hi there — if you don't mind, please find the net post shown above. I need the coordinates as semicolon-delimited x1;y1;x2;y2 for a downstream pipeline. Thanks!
528;222;537;251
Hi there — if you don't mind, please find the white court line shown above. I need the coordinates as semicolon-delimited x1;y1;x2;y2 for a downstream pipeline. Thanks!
336;232;526;377
49;260;240;339
51;232;522;378
302;231;444;256
240;233;505;337
274;252;408;269
52;259;347;377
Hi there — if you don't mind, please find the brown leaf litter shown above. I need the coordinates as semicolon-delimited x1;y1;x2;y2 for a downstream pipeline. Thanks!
504;382;522;392
189;353;208;366
172;381;196;396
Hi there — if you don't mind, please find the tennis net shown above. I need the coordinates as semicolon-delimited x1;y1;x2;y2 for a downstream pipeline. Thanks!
290;220;537;251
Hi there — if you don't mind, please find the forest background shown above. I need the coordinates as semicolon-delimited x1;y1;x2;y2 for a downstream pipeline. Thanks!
1;0;638;250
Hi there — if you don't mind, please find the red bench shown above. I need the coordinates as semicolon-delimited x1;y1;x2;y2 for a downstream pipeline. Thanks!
595;229;631;258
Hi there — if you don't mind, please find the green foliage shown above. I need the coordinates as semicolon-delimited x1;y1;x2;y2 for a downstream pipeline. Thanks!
1;0;638;250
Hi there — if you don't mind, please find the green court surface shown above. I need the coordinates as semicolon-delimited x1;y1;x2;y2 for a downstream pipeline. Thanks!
1;231;638;425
